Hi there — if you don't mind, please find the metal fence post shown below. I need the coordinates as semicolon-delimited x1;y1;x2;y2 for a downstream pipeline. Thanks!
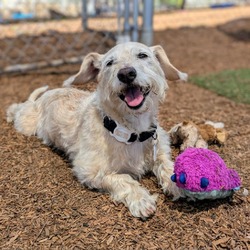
123;0;130;38
141;0;153;46
82;0;88;31
132;0;139;42
116;0;131;43
117;0;123;39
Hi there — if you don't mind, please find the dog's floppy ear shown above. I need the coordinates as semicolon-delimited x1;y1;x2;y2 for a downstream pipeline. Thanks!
63;52;103;87
151;45;188;82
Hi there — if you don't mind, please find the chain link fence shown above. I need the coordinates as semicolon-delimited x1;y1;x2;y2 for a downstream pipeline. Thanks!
0;0;249;74
0;0;120;74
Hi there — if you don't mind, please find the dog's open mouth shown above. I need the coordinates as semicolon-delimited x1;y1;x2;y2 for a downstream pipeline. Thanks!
119;86;150;110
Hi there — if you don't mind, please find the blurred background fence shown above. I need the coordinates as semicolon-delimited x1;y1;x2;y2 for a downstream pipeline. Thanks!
0;0;249;74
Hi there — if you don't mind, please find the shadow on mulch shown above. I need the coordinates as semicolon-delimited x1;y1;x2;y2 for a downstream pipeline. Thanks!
167;195;245;214
217;18;250;42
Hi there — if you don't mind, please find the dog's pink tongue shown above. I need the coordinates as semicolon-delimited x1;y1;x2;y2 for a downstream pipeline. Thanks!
125;87;144;107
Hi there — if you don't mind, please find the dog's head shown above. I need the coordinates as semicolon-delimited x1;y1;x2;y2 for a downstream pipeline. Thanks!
64;42;187;113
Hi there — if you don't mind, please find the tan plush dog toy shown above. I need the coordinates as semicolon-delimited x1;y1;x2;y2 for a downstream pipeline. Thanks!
168;120;228;152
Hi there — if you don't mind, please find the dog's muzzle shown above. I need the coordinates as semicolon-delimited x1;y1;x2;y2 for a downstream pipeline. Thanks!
117;67;150;110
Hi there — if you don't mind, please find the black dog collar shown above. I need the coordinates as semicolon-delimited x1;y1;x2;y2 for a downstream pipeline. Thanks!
103;116;157;144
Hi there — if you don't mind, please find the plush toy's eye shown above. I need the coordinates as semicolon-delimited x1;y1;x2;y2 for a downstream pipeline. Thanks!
106;60;113;67
138;53;148;59
171;174;177;182
179;173;186;184
200;177;209;188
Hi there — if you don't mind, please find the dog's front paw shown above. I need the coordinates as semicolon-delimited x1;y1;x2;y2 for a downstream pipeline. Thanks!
126;190;158;220
163;180;184;200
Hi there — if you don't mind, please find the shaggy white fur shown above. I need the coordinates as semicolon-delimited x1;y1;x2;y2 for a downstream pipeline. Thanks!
7;42;187;219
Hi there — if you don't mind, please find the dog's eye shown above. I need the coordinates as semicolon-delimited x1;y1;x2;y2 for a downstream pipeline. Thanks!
138;53;148;59
106;60;114;67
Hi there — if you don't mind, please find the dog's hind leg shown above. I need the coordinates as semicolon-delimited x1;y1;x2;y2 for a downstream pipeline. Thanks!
6;86;48;136
102;173;158;219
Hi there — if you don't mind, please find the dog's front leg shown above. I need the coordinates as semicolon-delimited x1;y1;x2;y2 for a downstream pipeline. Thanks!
102;173;158;219
152;146;183;200
150;128;184;200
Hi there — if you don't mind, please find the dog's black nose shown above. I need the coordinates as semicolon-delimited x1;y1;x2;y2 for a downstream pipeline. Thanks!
117;67;137;84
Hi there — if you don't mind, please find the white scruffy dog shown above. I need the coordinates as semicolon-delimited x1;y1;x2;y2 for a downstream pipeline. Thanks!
7;42;187;219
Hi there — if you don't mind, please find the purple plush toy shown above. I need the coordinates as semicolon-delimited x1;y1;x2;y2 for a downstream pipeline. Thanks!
171;148;241;200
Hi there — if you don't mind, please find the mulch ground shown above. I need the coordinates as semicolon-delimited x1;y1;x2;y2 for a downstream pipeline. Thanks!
0;9;250;250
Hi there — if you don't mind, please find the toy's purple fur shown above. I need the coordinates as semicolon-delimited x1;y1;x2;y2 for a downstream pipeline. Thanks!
174;148;241;192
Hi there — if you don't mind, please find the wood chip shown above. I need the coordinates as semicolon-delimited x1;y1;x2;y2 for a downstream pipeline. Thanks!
212;237;230;247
